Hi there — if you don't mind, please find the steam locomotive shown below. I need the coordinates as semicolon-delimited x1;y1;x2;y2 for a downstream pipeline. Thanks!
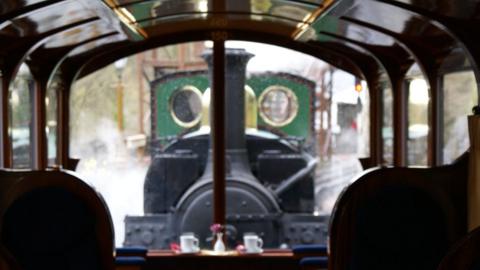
124;49;328;249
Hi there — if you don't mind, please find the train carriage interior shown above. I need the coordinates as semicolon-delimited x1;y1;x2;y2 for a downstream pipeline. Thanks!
1;0;480;270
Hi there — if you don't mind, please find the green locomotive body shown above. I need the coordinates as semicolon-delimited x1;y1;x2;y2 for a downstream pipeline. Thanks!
151;70;315;149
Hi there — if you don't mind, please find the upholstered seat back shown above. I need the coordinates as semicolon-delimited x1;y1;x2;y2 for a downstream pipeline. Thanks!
350;186;448;270
329;154;468;270
0;170;115;270
437;226;480;270
0;245;20;270
2;187;101;270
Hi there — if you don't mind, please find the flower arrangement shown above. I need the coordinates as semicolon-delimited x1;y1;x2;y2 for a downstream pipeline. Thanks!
210;223;224;233
236;244;246;253
210;223;226;251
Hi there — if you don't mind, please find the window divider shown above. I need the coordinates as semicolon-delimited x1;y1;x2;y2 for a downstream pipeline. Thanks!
212;38;226;227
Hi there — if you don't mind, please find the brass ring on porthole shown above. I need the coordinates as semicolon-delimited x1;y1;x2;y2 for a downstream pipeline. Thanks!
169;85;203;128
258;85;298;127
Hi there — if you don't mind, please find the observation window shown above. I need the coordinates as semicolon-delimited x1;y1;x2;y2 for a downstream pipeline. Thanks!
104;0;319;29
46;78;59;166
407;66;429;166
9;63;33;169
2;1;96;37
381;79;393;165
442;70;477;164
70;41;369;250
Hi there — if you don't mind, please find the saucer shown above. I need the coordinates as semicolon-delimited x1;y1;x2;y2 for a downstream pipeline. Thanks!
201;250;238;256
244;249;263;254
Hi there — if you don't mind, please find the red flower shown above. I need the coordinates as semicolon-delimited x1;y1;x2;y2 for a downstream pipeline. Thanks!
236;244;246;253
210;223;223;233
170;242;180;252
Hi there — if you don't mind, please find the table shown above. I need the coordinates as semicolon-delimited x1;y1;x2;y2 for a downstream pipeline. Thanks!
142;249;301;270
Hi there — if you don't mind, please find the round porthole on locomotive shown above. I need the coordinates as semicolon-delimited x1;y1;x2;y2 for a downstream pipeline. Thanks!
258;85;299;127
169;85;203;128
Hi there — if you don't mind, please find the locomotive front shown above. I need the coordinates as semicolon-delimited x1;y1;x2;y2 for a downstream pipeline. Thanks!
124;49;328;249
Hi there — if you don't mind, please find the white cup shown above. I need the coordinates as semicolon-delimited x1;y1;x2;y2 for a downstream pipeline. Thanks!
180;234;199;253
244;234;263;253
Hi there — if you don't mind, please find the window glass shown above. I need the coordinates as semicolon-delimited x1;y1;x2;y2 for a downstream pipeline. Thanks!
70;42;207;247
71;41;369;249
382;79;393;165
111;0;315;28
46;78;59;166
226;42;368;247
407;76;429;166
10;63;32;168
71;56;146;247
442;71;477;164
2;1;95;37
316;69;367;213
358;80;370;159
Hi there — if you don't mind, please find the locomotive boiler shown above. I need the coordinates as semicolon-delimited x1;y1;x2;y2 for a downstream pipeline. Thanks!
124;49;328;249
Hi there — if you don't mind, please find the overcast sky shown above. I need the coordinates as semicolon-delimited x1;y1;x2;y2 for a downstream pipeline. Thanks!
226;41;326;74
225;41;361;104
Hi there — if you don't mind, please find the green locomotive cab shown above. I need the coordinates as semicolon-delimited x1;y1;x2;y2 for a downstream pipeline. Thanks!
151;70;315;152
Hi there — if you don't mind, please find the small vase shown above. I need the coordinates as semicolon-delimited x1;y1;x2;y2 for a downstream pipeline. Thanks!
213;232;226;252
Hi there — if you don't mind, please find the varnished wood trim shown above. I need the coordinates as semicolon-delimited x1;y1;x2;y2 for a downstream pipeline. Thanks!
31;80;47;170
57;82;70;168
0;0;66;24
0;70;12;168
212;39;226;227
428;74;442;166
368;77;383;166
393;78;408;166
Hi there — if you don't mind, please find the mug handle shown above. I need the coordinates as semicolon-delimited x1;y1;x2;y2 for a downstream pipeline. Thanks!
257;238;263;249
